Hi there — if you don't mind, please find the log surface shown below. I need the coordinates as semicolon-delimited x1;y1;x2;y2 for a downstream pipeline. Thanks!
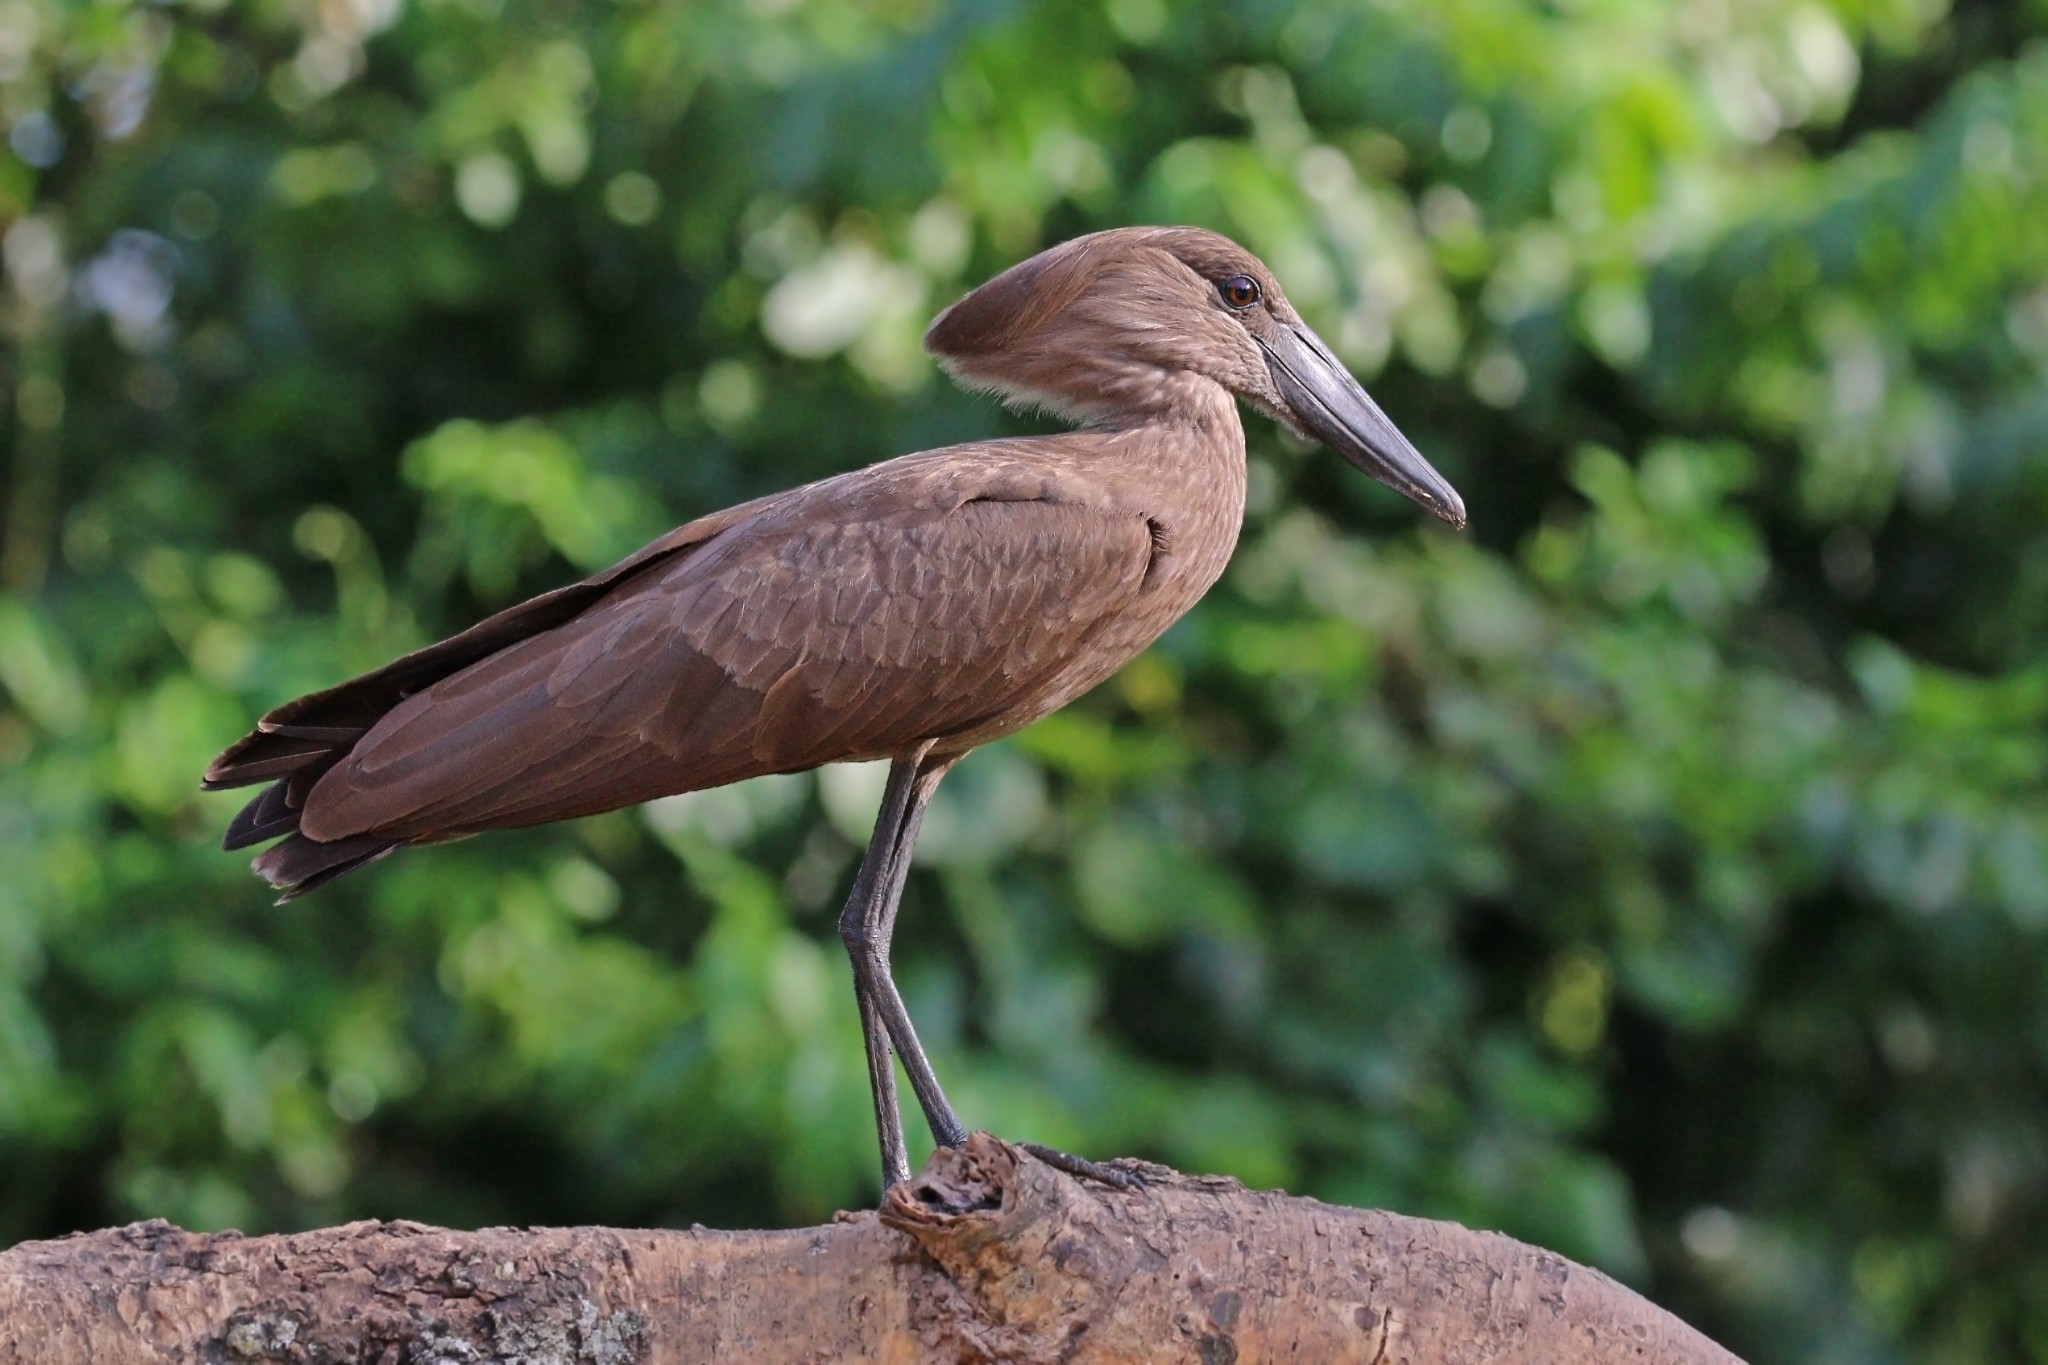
0;1133;1743;1364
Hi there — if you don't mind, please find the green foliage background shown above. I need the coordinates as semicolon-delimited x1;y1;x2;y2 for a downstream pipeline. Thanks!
4;0;2047;1358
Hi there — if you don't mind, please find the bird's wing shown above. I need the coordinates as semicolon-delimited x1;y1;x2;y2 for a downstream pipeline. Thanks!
203;488;786;794
293;454;1157;842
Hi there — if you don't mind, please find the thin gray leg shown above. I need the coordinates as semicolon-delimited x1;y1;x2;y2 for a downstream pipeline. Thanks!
838;750;964;1190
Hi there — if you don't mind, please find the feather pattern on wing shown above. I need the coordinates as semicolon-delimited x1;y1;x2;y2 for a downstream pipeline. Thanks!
209;438;1203;892
302;455;1156;840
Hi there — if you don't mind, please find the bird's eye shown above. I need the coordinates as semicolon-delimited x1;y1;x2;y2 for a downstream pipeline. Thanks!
1219;274;1261;310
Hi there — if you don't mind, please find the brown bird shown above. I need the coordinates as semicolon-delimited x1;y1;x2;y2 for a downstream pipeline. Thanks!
205;226;1465;1189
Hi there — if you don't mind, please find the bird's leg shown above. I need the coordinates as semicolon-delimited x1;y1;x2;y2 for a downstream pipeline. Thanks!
855;990;906;1187
841;866;908;1188
864;756;966;1151
838;749;965;1188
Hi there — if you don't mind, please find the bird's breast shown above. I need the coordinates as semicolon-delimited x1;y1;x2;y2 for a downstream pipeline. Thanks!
937;444;1246;755
1127;436;1249;612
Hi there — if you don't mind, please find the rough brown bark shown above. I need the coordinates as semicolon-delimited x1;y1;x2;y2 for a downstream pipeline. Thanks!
0;1134;1741;1364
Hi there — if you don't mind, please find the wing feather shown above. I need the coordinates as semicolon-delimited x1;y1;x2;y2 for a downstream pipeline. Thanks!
219;444;1165;893
301;485;1151;841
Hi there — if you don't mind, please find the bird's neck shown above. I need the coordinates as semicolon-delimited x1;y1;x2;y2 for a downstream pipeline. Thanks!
1100;376;1249;577
986;371;1249;529
1106;373;1248;478
1091;367;1240;436
949;338;1248;435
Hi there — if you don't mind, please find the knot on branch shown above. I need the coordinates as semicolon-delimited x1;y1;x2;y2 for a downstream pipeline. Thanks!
883;1133;1263;1362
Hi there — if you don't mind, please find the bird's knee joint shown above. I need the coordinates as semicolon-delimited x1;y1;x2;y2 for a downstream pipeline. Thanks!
839;925;889;971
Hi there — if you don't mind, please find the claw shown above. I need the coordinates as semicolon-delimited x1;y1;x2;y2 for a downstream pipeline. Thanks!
1021;1142;1148;1191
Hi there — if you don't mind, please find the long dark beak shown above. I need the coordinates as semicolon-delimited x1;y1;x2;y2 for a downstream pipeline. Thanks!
1257;325;1466;529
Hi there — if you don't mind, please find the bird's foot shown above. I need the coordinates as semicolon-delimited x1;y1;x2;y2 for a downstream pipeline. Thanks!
1021;1142;1148;1191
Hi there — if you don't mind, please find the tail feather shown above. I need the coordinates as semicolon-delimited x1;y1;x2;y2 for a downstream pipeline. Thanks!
253;832;401;902
204;512;723;899
218;770;405;897
222;781;296;850
204;739;345;789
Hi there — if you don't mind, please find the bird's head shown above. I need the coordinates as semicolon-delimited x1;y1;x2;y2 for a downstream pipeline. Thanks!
924;225;1465;529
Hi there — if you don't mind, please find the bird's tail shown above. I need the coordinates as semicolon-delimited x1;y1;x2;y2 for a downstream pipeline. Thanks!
210;756;401;900
252;831;401;902
205;519;716;899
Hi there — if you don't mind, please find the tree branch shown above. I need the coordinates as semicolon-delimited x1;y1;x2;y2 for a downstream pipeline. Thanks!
0;1133;1742;1363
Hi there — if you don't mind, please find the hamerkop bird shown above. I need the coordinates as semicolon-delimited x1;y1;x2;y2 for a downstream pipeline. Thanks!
206;226;1465;1189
